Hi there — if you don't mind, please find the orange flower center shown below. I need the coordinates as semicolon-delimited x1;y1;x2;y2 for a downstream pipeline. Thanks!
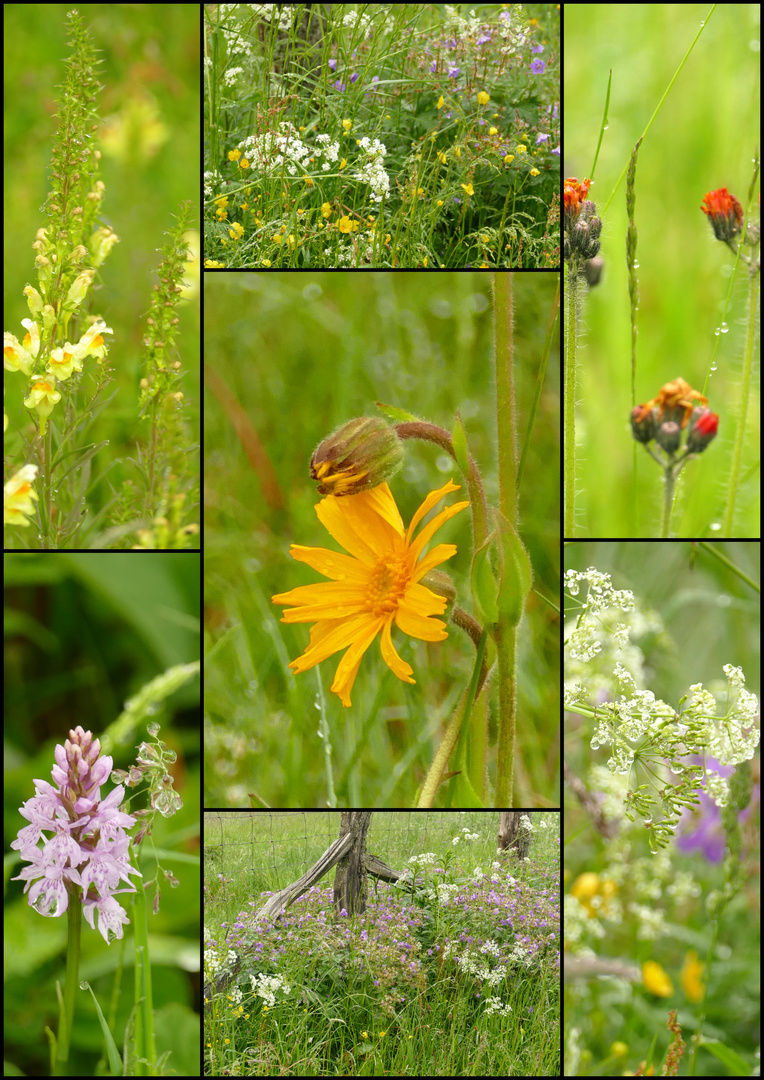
368;557;408;617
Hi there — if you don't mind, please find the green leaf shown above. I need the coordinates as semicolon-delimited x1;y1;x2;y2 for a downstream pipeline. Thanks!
470;536;499;627
80;981;124;1076
494;511;533;626
374;400;421;423
452;412;470;475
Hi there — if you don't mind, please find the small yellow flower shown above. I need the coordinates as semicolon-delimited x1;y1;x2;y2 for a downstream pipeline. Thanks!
477;91;490;105
343;118;352;132
642;961;673;997
489;127;498;135
436;95;444;109
461;183;474;196
272;480;469;707
515;144;527;154
4;464;39;527
530;168;540;177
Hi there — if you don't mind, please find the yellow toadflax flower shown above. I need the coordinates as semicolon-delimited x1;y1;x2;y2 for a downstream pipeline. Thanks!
272;480;469;707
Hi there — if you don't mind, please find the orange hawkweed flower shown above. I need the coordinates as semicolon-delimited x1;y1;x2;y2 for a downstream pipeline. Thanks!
272;481;469;707
635;377;707;429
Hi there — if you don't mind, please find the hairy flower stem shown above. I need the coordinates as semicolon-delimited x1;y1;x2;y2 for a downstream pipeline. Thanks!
564;266;580;536
493;274;519;806
53;893;82;1075
393;421;488;549
723;266;760;534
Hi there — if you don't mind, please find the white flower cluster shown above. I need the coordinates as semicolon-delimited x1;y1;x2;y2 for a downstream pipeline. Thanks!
483;995;513;1017
443;937;509;988
249;971;291;1008
239;122;340;178
352;136;390;204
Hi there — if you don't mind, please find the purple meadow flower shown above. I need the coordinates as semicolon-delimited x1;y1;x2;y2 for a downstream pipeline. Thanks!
11;726;141;944
530;59;546;74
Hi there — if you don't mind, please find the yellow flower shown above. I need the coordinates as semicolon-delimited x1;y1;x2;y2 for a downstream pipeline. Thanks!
272;480;469;707
436;95;444;109
642;960;673;997
477;91;490;105
4;464;39;527
461;183;474;196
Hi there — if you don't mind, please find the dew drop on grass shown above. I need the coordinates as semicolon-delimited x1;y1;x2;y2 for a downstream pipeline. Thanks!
720;322;729;334
80;981;90;991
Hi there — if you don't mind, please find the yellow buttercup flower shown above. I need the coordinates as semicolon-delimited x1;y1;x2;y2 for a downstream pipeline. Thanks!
272;480;469;707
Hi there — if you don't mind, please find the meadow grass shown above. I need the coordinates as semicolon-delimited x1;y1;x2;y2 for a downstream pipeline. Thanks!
204;811;560;1076
204;3;560;268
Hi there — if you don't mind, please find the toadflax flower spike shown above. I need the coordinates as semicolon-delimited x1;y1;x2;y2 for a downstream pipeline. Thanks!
11;725;141;944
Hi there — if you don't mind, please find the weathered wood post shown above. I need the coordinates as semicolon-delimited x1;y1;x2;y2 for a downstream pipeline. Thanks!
333;811;372;917
497;810;531;859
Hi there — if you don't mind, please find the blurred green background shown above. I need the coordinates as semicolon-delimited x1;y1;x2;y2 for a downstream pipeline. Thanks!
565;3;760;536
3;4;200;511
204;271;560;808
4;553;201;1076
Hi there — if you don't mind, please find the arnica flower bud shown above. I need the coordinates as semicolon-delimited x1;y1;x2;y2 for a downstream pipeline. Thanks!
685;409;719;454
310;416;403;496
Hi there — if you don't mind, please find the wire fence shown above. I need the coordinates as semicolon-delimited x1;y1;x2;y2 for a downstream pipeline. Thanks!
203;810;510;907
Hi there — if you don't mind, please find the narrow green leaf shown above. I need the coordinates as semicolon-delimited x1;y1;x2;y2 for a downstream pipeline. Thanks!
81;981;124;1076
452;412;470;475
374;400;421;423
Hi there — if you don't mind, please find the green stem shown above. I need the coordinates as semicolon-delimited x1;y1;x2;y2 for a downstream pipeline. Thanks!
131;848;156;1075
493;273;519;806
55;891;82;1074
564;266;579;536
722;265;759;535
661;466;676;537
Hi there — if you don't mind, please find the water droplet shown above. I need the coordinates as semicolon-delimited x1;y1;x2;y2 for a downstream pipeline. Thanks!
603;123;609;130
633;260;639;268
80;981;90;991
714;327;720;337
33;893;61;916
710;363;717;372
147;721;160;736
720;321;729;334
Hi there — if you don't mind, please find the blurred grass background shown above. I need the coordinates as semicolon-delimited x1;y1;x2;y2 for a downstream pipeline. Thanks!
564;3;760;536
3;4;200;510
4;553;201;1076
204;271;560;808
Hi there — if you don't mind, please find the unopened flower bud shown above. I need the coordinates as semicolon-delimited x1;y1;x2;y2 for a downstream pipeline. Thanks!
700;187;744;243
631;405;656;444
656;421;681;455
685;409;719;454
310;417;403;496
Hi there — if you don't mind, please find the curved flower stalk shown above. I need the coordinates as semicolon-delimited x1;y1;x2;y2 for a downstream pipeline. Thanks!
272;478;469;707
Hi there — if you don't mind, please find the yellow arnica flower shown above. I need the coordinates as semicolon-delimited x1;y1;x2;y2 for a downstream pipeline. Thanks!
272;480;469;707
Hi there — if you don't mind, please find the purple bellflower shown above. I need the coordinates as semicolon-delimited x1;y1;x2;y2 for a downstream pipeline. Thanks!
11;726;141;944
